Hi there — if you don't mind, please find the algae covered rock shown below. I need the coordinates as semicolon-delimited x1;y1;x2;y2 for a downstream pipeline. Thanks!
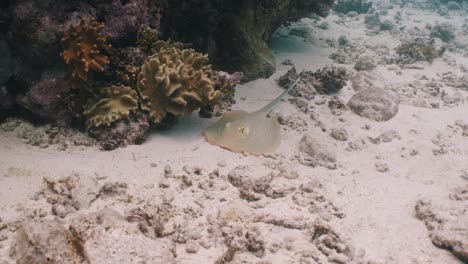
84;85;139;128
137;47;222;124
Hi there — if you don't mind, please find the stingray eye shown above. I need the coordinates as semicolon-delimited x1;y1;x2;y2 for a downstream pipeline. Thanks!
238;126;249;137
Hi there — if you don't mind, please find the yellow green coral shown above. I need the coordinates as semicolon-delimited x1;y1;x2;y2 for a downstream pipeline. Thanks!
137;47;222;123
83;85;138;128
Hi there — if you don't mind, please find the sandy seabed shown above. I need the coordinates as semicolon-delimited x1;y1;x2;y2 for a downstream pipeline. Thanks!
1;1;467;263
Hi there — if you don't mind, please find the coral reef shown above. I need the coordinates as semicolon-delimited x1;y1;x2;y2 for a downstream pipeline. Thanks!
333;0;373;14
395;39;439;64
199;71;242;117
87;112;150;151
137;47;221;123
0;0;334;149
61;18;111;82
97;0;164;47
83;85;139;128
18;71;72;125
105;46;147;87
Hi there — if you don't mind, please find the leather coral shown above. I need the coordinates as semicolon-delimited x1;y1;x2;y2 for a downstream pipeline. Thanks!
137;47;222;123
61;18;111;82
83;85;139;128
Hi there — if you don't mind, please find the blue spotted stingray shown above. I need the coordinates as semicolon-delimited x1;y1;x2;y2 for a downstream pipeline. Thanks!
204;75;302;155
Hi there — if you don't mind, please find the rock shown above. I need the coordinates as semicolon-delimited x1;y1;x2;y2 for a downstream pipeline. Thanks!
18;71;72;125
330;128;349;141
297;134;337;168
186;240;200;253
87;112;150;150
227;166;274;201
70;208;175;263
328;96;346;116
0;38;12;85
351;71;385;92
162;0;334;81
0;86;15;116
43;174;101;217
354;56;377;71
374;162;389;173
415;187;468;262
368;129;401;144
218;199;255;222
347;88;399;121
15;219;86;264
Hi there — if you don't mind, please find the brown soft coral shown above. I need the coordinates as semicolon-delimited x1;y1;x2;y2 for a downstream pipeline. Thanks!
137;47;222;123
61;18;111;82
83;85;139;128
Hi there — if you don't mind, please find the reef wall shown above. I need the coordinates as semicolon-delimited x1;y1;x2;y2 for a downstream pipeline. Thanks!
162;0;334;81
0;0;333;128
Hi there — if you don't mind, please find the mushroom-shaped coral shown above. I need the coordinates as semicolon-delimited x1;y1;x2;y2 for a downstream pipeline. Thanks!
61;18;111;82
84;85;139;128
137;47;222;123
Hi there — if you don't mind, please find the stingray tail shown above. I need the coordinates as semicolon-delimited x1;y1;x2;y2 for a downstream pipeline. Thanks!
256;74;303;114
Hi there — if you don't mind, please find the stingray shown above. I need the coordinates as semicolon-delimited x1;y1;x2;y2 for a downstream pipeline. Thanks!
204;75;302;155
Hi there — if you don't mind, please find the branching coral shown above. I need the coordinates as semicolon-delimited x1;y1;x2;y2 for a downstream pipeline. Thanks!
61;18;111;82
137;47;222;123
83;85;139;128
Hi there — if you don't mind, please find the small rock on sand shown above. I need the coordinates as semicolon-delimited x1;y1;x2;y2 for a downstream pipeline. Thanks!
297;134;337;169
347;88;399;121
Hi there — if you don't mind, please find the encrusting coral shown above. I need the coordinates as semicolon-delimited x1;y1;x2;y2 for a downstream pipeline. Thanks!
137;47;222;123
61;18;111;82
83;85;139;128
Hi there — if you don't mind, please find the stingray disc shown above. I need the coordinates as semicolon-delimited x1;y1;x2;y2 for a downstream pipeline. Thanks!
204;110;282;155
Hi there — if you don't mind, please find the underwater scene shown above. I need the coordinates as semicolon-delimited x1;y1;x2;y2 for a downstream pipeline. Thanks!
0;0;467;263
